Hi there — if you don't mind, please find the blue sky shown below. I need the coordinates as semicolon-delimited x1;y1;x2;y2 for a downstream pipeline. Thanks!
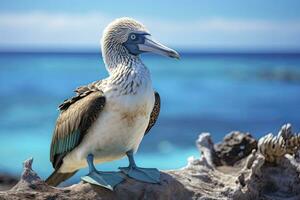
1;0;300;51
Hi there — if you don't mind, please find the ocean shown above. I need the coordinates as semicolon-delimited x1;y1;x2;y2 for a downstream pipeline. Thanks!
0;52;300;184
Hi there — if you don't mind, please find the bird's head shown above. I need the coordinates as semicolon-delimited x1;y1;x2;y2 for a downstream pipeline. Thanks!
101;17;180;69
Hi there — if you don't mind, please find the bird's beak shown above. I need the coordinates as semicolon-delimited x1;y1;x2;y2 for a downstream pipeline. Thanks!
138;35;180;59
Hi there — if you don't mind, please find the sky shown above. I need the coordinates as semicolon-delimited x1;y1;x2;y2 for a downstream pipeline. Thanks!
0;0;300;51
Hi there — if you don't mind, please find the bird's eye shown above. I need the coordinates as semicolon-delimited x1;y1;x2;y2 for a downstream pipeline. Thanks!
130;34;137;40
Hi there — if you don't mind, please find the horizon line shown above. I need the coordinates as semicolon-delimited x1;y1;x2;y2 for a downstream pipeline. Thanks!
1;48;300;55
1;45;300;54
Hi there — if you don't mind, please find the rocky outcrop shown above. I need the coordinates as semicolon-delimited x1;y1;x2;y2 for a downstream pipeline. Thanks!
214;131;257;166
1;124;300;200
258;123;300;162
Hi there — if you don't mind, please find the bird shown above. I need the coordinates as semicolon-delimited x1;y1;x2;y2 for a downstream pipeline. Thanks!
45;17;180;190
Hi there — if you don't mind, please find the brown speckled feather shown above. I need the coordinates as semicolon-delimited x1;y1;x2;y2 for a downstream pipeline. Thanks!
74;80;102;95
144;91;160;135
50;89;105;169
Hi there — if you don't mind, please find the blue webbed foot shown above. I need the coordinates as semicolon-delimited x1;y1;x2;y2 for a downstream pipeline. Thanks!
81;154;124;191
81;170;124;191
119;166;160;183
119;150;160;184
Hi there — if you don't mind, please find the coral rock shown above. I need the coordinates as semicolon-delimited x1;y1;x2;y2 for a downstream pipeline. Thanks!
258;123;300;162
214;131;257;166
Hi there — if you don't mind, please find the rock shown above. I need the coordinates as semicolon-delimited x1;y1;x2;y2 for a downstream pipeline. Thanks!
233;151;300;200
196;132;220;168
214;131;257;166
258;123;300;163
0;125;300;200
0;159;193;200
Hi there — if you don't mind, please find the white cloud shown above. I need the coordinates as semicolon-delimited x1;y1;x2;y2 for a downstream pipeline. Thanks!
0;12;112;47
0;12;300;49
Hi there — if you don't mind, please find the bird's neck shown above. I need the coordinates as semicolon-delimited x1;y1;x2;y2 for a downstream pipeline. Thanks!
102;43;152;95
109;56;145;76
102;43;138;74
105;58;151;96
110;57;150;86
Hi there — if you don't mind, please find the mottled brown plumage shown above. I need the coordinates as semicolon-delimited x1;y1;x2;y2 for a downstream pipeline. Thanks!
50;90;106;169
46;89;106;186
145;92;160;135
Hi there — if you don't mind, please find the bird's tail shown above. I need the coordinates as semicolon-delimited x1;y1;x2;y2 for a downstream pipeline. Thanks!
46;169;78;187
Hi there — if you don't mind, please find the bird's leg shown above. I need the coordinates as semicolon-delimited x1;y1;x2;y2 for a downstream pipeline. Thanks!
127;150;137;168
119;150;160;183
86;154;97;173
81;154;124;191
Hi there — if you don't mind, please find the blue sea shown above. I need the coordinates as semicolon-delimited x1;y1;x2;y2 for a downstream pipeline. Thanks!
0;52;300;184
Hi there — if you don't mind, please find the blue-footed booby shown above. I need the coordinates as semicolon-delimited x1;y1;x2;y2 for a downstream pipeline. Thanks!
46;17;179;190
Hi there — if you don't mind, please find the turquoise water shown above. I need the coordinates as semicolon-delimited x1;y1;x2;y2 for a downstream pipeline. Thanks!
0;52;300;184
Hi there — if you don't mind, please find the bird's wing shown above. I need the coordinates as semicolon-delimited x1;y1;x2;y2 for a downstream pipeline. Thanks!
50;88;105;169
74;80;102;94
144;91;161;135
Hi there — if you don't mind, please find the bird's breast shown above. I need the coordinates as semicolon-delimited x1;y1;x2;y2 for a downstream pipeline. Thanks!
107;89;154;128
107;81;155;116
119;103;149;127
